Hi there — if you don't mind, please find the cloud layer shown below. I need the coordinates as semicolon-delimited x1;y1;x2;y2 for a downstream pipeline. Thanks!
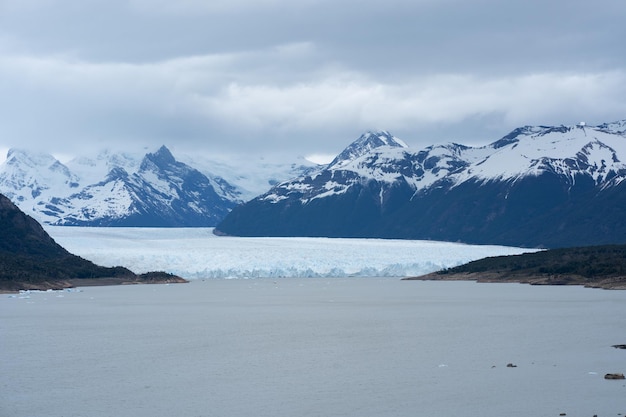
1;0;625;160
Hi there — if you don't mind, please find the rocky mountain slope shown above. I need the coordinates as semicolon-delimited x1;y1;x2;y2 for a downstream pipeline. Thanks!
0;193;185;291
216;121;626;248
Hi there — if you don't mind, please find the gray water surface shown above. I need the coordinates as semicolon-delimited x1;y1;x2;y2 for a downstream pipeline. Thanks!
2;278;625;417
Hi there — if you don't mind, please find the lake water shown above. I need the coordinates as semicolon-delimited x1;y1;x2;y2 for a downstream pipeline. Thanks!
1;278;625;417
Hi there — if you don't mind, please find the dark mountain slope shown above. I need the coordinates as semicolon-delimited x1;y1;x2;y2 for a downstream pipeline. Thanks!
0;193;185;291
379;174;626;247
219;173;416;237
0;192;69;257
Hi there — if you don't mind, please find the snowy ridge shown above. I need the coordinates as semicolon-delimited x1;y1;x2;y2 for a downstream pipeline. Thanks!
258;120;626;205
66;149;143;186
451;123;626;185
261;132;413;204
0;149;79;208
328;130;407;169
387;121;626;189
216;120;626;247
0;145;319;226
0;147;149;222
47;146;238;226
45;226;535;279
598;120;626;134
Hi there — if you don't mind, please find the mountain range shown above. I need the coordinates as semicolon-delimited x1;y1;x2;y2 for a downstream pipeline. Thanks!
215;121;626;248
2;120;625;248
0;145;317;227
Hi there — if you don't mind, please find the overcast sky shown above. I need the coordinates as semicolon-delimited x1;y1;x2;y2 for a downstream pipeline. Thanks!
1;0;625;163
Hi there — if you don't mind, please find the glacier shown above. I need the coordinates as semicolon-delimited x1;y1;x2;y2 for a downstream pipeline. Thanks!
44;226;537;279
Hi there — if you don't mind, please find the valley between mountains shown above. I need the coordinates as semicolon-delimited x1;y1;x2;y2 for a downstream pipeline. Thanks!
2;119;626;291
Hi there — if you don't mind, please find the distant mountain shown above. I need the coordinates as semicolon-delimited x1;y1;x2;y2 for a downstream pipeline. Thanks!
51;146;238;226
215;121;626;248
0;192;185;291
0;145;318;227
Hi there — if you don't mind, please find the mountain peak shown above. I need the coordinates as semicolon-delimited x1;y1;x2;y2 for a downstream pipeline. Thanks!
139;145;177;172
355;131;408;150
150;145;176;163
328;131;407;169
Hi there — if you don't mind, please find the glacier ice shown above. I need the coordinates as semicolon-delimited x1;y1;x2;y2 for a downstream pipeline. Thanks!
44;226;536;279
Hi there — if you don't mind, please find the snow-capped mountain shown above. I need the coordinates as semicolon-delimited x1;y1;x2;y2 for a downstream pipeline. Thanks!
0;145;318;227
0;149;80;203
215;122;626;248
53;146;241;226
0;146;234;226
327;130;408;169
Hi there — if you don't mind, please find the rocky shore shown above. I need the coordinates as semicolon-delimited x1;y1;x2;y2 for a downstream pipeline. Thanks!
0;272;188;293
404;244;626;290
403;271;626;290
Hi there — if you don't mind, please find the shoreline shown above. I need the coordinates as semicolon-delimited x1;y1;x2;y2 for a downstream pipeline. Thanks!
403;271;626;290
6;272;626;292
0;275;188;294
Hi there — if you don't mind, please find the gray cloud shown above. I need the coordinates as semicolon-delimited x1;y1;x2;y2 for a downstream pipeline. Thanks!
1;0;625;162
